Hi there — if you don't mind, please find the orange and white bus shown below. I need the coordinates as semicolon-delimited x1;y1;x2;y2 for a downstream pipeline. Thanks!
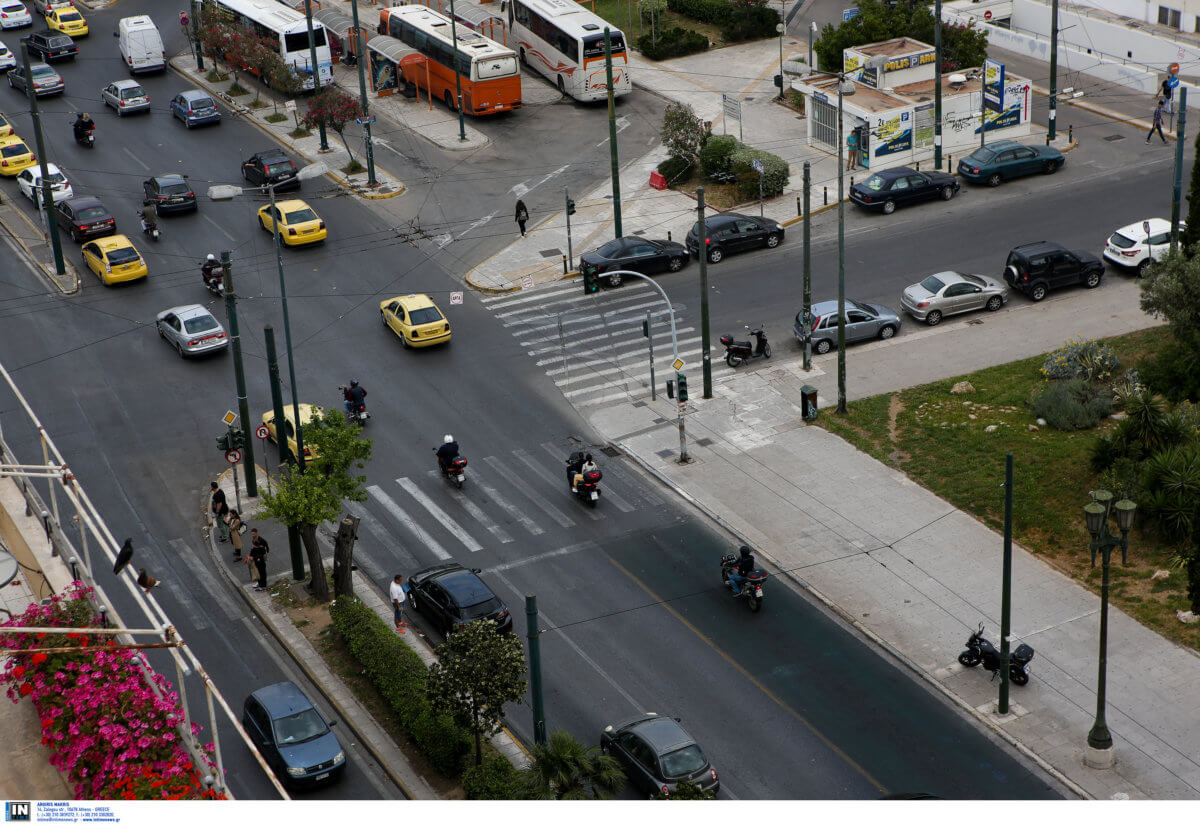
379;5;520;115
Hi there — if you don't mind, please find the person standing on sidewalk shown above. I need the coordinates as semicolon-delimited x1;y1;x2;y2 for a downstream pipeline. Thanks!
210;482;226;529
1147;100;1168;144
227;510;245;560
214;500;231;543
249;529;269;591
846;129;859;170
515;199;529;237
389;574;408;633
1160;76;1174;114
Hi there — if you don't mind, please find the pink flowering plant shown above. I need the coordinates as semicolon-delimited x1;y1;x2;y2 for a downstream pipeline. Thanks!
0;585;221;800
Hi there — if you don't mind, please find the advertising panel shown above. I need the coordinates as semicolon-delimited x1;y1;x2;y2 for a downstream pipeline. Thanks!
983;58;1004;113
874;109;912;156
370;49;398;92
882;50;935;73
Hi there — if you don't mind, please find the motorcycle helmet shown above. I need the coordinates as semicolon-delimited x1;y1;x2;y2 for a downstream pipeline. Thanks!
206;253;216;262
350;379;359;387
739;545;752;558
443;434;454;444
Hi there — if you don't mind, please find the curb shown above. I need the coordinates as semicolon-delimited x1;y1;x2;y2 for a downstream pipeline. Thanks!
0;207;80;295
464;271;520;295
1030;82;1172;140
607;437;1092;801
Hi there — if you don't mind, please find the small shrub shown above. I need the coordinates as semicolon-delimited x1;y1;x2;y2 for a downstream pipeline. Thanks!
1140;444;1200;540
698;133;738;178
638;0;667;22
227;82;249;96
289;127;312;138
265;112;288;123
668;0;732;24
729;144;789;199
205;68;229;83
636;26;709;60
1031;378;1113;430
1039;336;1121;382
463;756;524;799
720;5;781;41
657;155;695;185
411;707;470;776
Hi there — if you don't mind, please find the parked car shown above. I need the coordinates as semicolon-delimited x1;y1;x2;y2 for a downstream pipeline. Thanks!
0;2;32;29
1003;241;1103;301
242;682;346;789
16;161;72;205
241;148;299;189
0;39;16;71
793;299;901;354
169;89;220;128
21;28;74;61
600;713;719;798
155;304;228;357
408;562;513;637
29;0;70;16
849;166;958;215
55;195;115;241
958;139;1064;186
379;293;451;348
101;79;150;115
143;174;196;214
900;270;1007;326
684;212;783;264
580;236;688;287
1103;218;1186;275
7;59;61;94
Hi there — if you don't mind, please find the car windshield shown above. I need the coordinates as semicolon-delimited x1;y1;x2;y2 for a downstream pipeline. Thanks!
460;597;499;620
861;174;887;192
1108;232;1137;249
918;275;945;293
660;744;707;778
848;299;875;316
272;707;327;745
409;307;442;325
106;247;140;265
1;144;26;157
121;87;145;99
184;315;219;334
266;162;293;174
76;206;106;220
966;147;996;163
284;208;317;223
159;182;191;195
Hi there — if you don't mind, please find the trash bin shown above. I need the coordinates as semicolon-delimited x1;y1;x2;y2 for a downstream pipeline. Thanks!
801;385;818;421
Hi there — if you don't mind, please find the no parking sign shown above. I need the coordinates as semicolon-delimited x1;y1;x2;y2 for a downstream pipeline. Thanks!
179;10;190;26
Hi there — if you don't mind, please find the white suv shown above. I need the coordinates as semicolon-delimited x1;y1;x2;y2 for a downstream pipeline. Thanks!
1103;218;1187;275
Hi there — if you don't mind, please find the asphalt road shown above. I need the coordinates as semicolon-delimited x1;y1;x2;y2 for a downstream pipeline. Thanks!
0;1;1088;800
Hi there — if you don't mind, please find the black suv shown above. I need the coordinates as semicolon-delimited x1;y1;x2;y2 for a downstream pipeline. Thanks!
22;30;76;62
143;174;197;214
1004;241;1103;301
684;212;783;264
241;149;300;189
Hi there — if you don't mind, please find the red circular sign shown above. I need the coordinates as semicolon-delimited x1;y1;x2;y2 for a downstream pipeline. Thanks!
225;449;242;465
984;9;992;19
179;10;189;26
255;425;271;440
1169;62;1180;75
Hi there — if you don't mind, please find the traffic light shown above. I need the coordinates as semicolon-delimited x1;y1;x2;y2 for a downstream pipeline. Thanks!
676;373;688;402
582;269;599;295
215;431;232;451
229;427;246;449
566;198;576;216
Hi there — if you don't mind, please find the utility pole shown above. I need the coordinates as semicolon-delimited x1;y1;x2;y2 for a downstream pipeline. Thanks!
348;7;376;186
802;161;812;371
525;595;546;747
1048;0;1059;141
191;0;204;71
998;452;1014;715
20;45;64;277
268;183;306;472
303;0;328;150
808;21;816;71
221;251;256;497
564;186;574;270
605;27;622;238
776;11;784;101
934;0;943;169
449;0;467;141
265;325;306;582
837;75;847;414
1171;87;1188;254
698;188;712;399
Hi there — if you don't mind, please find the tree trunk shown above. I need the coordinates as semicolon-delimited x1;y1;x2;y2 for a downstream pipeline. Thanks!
332;515;358;599
299;523;331;601
472;704;483;766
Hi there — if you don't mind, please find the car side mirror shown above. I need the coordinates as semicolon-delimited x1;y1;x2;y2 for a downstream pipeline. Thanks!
328;719;338;727
112;30;117;36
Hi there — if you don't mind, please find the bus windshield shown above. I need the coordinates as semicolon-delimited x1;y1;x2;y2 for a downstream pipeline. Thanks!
582;33;625;59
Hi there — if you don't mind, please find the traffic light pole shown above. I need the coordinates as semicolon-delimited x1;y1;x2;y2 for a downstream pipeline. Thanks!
604;28;622;238
21;45;64;277
222;251;256;498
564;186;575;270
265;325;307;581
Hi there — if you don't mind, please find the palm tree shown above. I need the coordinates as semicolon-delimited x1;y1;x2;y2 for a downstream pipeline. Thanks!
520;729;626;799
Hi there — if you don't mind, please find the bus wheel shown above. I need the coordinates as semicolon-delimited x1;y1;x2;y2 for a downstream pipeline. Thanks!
444;90;456;111
519;48;527;66
557;75;566;95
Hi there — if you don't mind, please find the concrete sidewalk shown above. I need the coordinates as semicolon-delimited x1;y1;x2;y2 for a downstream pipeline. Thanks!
586;276;1198;799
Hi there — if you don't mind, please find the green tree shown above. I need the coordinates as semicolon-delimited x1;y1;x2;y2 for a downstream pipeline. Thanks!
1184;131;1200;252
427;620;527;767
656;779;716;799
814;0;987;73
302;86;365;163
660;101;708;164
258;408;372;601
1140;247;1200;351
520;729;626;799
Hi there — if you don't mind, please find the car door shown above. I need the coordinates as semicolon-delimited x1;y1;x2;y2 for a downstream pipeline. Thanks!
887;176;910;206
426;582;453;632
625;241;661;273
1049;252;1078;287
1012;147;1038;175
908;173;935;203
1147;230;1172;261
246;699;280;769
170;94;183;120
844;308;877;342
142;178;156;201
616;732;656;793
245;158;263;185
54;200;69;229
16;168;32;198
940;282;973;315
159;312;179;345
262;205;279;232
81;241;100;274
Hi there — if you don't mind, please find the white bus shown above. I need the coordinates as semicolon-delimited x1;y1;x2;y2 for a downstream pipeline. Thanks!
499;0;630;102
203;0;332;90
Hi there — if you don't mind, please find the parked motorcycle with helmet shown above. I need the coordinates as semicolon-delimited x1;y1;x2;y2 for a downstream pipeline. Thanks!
957;623;1035;685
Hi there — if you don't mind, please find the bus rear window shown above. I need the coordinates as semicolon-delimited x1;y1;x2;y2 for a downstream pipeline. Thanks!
475;55;517;79
284;28;326;52
583;33;624;58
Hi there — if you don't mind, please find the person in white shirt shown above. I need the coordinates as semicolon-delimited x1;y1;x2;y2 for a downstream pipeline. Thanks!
389;574;408;633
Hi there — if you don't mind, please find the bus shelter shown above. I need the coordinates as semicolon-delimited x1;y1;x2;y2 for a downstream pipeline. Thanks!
367;34;431;103
312;7;357;60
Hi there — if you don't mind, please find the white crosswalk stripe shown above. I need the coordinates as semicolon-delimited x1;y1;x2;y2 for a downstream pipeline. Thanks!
397;477;487;553
368;484;452;560
424;470;513;543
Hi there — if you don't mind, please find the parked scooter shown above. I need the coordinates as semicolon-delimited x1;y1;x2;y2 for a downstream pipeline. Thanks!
719;553;767;612
720;325;771;367
138;209;160;241
435;449;468;488
958;623;1035;685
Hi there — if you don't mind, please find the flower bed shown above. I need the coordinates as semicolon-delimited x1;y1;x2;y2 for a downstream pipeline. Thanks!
0;585;221;800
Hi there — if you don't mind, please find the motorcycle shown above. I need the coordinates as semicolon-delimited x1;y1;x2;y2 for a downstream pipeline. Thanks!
73;123;94;148
720;553;767;612
201;263;226;297
339;386;369;426
720;325;771;367
435;450;468;488
566;451;601;506
138;210;160;241
957;622;1034;686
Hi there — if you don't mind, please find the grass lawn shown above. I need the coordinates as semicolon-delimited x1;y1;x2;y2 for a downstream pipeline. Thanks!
817;325;1200;650
588;0;726;46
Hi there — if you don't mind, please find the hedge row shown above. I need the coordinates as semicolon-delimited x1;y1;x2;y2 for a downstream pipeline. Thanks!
698;134;789;199
329;597;471;777
666;0;779;41
462;756;526;799
636;27;709;60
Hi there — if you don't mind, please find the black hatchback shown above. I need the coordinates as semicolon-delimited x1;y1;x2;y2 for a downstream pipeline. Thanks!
22;29;76;62
144;174;197;215
409;562;512;637
242;149;300;190
849;167;958;215
580;236;688;287
684;212;783;264
601;713;719;798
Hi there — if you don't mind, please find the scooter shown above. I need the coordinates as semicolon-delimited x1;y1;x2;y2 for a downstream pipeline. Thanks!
200;262;226;297
138;210;160;241
73;124;94;148
339;386;369;426
957;623;1035;686
566;451;602;506
436;451;468;488
719;553;767;613
720;325;771;367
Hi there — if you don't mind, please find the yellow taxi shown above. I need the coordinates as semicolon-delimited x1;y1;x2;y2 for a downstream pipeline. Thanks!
379;294;451;348
81;235;147;285
45;6;87;36
0;135;35;176
261;403;323;462
257;199;326;247
0;113;13;138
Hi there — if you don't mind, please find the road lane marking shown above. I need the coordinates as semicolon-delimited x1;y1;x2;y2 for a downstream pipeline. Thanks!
367;484;451;560
470;469;545;536
200;212;237;243
481;455;575;529
485;540;594;572
345;500;420;570
122;146;150;171
496;286;657;320
513;448;601;521
424;470;513;543
397;477;486;553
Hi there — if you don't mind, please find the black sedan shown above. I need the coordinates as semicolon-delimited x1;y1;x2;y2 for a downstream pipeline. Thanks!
55;196;115;242
408;562;512;637
601;713;719;798
849;167;958;215
242;148;300;190
684;212;784;264
580;236;688;287
144;174;196;215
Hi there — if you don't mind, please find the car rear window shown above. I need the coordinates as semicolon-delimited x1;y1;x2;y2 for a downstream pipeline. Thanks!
160;182;191;195
284;207;317;223
45;171;65;184
918;275;945;293
1108;232;1137;249
48;36;71;46
1;143;26;157
862;174;887;191
31;66;55;78
76;206;106;220
660;744;707;778
1;4;24;11
184;315;219;334
966;147;996;163
409;307;442;325
120;87;145;99
106;247;140;265
59;10;80;19
461;597;500;620
190;97;215;109
266;162;294;174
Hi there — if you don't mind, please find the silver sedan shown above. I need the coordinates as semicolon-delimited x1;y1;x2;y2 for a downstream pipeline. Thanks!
155;304;228;357
900;270;1008;326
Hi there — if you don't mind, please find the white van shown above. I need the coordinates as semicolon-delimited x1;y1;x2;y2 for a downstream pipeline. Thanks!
117;16;165;74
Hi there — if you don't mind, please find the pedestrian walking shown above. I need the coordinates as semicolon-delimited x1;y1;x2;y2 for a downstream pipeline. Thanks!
389;573;408;633
846;129;859;170
214;500;231;542
249;529;269;591
1148;100;1169;144
227;510;245;560
515;199;529;237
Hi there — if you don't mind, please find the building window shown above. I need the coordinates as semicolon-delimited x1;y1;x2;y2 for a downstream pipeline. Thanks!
1158;6;1181;28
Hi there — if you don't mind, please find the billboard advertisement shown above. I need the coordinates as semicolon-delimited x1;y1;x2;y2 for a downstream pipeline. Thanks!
874;110;913;156
983;58;1004;113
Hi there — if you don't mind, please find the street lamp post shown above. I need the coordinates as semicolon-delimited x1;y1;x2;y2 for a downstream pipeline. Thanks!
776;20;785;101
836;73;850;414
808;21;817;71
449;0;467;142
1082;490;1136;769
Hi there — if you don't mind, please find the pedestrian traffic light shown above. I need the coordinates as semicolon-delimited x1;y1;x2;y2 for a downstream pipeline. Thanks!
566;198;576;216
215;432;232;451
582;269;599;294
676;373;688;402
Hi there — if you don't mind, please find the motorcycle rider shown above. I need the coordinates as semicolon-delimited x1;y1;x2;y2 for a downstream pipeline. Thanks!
201;254;223;289
139;199;158;233
571;453;597;492
342;379;367;416
436;434;459;471
73;112;94;142
726;545;754;595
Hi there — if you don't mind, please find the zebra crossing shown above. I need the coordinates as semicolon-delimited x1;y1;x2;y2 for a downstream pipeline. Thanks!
480;279;699;409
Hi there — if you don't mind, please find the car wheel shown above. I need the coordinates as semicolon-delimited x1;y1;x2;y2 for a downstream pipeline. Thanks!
940;185;954;201
1030;283;1047;301
1084;271;1101;288
1137;258;1152;277
707;246;723;264
985;295;1003;312
878;325;896;340
70;227;81;242
814;338;832;355
987;173;1002;187
668;256;684;272
156;322;165;339
604;271;622;288
380;310;388;326
925;310;942;326
882;200;896;215
400;332;410;348
259;215;269;232
765;232;781;248
1043;160;1058;174
175;341;185;358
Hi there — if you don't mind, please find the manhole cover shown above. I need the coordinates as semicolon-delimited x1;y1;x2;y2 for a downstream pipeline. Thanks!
633;401;648;408
652;417;667;424
539;248;562;258
655;449;675;459
967;319;984;325
1103;134;1125;142
695;438;714;446
600;446;621;457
